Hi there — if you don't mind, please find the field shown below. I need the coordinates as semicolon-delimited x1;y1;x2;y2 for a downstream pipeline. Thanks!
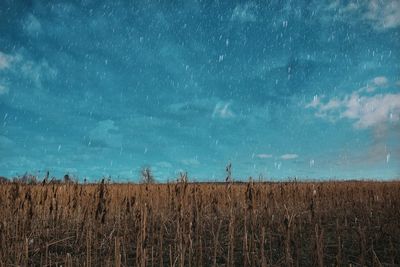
0;180;399;266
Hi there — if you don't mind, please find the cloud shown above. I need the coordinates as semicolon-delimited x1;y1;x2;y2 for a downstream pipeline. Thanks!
325;0;400;30
23;14;42;35
357;76;389;94
20;60;57;89
180;158;200;166
256;153;273;159
212;102;235;119
88;120;123;148
155;161;173;168
319;98;341;111
0;51;56;91
364;0;400;29
373;76;389;87
343;93;400;128
0;85;9;95
280;154;298;160
307;79;400;129
231;3;257;23
305;95;321;108
0;52;14;70
167;98;213;116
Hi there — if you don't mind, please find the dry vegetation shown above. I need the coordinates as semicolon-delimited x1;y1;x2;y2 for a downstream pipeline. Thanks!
0;179;399;266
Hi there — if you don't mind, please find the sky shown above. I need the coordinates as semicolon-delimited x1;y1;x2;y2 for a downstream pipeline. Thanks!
0;0;399;181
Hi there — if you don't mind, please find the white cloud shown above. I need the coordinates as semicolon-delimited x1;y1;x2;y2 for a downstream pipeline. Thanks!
231;3;257;23
307;82;400;129
0;85;9;95
256;153;273;159
307;95;341;122
0;52;13;70
280;154;298;160
212;102;235;119
345;93;400;128
364;0;400;29
373;76;389;87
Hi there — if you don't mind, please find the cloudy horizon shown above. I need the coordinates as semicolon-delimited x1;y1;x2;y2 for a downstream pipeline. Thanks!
1;0;399;181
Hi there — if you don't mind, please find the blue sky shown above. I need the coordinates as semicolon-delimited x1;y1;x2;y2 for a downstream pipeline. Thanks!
0;0;399;181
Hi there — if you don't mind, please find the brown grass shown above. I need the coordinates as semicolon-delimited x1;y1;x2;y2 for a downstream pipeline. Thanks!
0;180;399;266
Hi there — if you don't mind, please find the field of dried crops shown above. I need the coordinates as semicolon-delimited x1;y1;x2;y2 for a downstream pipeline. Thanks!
0;180;399;266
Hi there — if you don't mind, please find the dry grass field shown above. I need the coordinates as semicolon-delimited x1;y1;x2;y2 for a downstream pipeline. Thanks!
0;179;399;266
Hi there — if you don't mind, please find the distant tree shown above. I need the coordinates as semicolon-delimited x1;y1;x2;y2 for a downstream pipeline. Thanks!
140;167;156;184
178;172;188;183
64;174;72;183
0;176;8;183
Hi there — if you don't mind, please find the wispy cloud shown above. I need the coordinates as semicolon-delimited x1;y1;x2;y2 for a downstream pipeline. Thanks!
256;153;273;159
231;3;257;23
0;85;9;95
0;52;14;70
155;161;173;169
280;154;298;160
305;95;321;109
180;158;200;166
326;0;400;30
212;102;235;119
20;60;57;89
167;98;213;116
0;51;56;93
319;99;341;112
88;120;123;148
23;14;42;36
